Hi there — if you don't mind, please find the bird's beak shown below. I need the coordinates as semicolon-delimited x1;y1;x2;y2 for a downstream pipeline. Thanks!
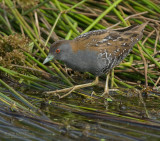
43;54;54;64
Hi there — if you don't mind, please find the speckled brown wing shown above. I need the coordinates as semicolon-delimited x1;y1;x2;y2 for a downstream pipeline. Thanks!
73;23;146;54
71;29;110;52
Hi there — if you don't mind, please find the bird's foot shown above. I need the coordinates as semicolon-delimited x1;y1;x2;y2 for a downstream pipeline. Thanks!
43;86;76;99
43;77;99;99
101;91;109;97
101;89;118;100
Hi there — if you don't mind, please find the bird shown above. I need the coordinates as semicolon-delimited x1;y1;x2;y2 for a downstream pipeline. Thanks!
43;22;148;98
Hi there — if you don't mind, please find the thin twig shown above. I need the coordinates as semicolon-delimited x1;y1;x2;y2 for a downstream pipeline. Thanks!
45;12;62;46
153;77;160;89
107;11;148;29
154;27;159;54
142;30;155;45
138;44;148;88
34;11;41;38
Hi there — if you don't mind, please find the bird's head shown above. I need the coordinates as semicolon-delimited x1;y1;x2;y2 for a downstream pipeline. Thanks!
43;40;71;64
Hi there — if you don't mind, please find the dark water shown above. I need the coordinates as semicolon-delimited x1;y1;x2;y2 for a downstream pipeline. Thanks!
0;89;160;141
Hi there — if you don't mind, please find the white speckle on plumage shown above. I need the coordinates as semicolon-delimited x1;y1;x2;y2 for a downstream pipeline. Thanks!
107;58;110;65
122;43;127;46
110;57;116;69
105;52;108;58
102;39;108;42
108;36;111;39
123;49;126;52
95;44;99;47
98;38;108;44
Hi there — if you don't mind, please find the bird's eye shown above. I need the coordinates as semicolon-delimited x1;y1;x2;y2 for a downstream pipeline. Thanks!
55;49;60;53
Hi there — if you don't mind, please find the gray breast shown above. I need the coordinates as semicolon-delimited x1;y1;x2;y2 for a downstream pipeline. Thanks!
62;49;99;75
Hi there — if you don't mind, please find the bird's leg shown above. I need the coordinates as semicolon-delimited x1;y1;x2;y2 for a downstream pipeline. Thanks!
111;69;114;88
101;73;110;97
101;72;116;100
44;77;99;98
105;73;110;94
